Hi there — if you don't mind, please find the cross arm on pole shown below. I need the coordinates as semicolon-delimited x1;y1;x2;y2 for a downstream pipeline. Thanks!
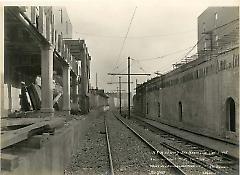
107;82;133;84
110;89;126;92
108;73;151;76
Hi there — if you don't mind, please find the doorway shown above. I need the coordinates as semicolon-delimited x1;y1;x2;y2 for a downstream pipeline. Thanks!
178;101;183;122
158;102;160;117
226;97;236;132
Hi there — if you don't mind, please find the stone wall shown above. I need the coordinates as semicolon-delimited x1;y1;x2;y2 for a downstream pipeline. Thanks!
134;48;239;143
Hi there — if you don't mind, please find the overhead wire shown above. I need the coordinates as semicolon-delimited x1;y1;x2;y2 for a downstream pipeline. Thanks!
108;16;239;84
117;61;135;74
133;46;193;62
160;18;239;73
73;29;195;39
131;59;147;73
112;6;137;72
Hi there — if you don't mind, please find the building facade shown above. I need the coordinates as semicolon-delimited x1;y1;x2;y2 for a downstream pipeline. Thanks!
89;89;109;110
134;7;239;144
2;6;91;117
197;7;239;56
64;39;91;114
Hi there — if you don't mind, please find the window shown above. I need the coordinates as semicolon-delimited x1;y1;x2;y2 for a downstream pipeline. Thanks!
60;9;63;23
226;97;236;132
55;30;57;43
203;22;206;33
215;35;219;47
195;70;199;78
204;42;207;50
215;13;218;28
178;102;183;122
52;14;55;25
36;16;39;30
215;13;218;20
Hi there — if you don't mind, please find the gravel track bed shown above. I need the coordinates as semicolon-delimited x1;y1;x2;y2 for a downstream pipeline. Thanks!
65;111;109;175
130;116;238;174
106;112;177;175
116;114;215;175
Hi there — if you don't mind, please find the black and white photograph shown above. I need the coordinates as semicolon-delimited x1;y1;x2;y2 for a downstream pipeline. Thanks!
0;0;239;174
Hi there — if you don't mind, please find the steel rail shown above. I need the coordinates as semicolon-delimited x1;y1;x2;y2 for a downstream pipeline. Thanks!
133;116;235;175
104;116;115;175
112;113;187;175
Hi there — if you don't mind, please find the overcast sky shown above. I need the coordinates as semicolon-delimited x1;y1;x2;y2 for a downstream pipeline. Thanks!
4;0;239;93
64;0;238;92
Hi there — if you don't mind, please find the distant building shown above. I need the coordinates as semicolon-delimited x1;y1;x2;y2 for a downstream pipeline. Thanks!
52;7;72;39
106;92;120;108
106;92;133;109
64;39;91;114
89;89;109;109
197;7;239;56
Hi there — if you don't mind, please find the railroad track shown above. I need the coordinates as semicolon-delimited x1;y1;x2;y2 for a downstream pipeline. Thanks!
124;114;239;175
117;112;238;175
110;112;221;175
104;111;191;175
105;112;187;174
113;114;187;174
104;115;115;175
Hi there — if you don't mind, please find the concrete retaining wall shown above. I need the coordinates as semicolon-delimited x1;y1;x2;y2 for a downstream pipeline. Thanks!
134;48;239;143
2;116;90;175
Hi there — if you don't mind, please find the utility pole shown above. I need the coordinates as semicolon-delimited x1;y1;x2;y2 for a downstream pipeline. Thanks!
96;72;98;89
136;79;138;89
108;57;151;119
128;57;131;119
116;86;119;107
119;77;122;115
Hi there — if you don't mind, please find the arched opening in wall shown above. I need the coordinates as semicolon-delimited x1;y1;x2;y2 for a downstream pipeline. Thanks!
226;97;236;132
178;101;183;122
158;102;160;117
146;103;149;114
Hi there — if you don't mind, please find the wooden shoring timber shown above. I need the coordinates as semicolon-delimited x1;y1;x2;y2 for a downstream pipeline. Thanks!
1;122;48;149
7;110;35;118
1;117;51;128
1;118;64;149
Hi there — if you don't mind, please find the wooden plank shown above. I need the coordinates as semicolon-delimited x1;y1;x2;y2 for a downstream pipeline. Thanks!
27;84;41;110
1;118;65;149
7;110;35;118
1;118;51;128
53;93;62;105
1;153;19;171
19;85;32;111
1;121;49;149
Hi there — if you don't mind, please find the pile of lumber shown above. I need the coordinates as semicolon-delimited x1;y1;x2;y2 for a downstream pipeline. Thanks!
1;117;64;171
19;83;63;112
1;117;64;149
